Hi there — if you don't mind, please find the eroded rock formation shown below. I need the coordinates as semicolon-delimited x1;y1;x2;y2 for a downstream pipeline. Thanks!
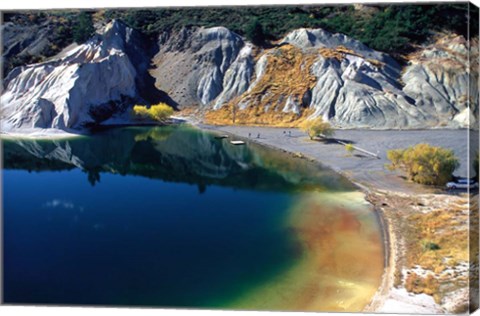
1;20;160;131
1;20;477;132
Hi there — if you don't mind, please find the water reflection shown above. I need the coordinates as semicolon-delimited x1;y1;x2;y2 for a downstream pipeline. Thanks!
3;125;355;192
2;125;383;311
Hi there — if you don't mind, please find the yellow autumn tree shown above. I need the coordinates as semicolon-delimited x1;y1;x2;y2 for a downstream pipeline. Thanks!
387;143;459;185
299;117;334;140
132;105;150;120
132;103;174;122
345;143;355;155
149;103;174;121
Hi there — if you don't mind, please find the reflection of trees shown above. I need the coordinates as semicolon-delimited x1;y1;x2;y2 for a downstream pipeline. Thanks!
3;126;355;193
133;126;174;142
197;183;207;194
86;168;102;186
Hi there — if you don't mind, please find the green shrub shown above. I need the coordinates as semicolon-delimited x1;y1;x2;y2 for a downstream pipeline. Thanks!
72;12;95;43
421;240;441;251
245;19;265;46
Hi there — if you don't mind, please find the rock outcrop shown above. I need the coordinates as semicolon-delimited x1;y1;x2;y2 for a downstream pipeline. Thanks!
202;29;476;128
204;28;428;128
2;20;53;66
402;35;478;127
1;20;161;131
2;20;478;132
1;16;72;75
151;26;244;107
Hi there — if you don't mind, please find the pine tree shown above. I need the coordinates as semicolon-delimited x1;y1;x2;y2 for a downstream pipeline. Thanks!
72;12;95;43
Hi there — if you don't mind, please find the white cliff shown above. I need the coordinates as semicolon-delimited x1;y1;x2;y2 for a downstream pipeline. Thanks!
1;20;150;132
2;21;477;132
402;35;478;127
202;28;475;128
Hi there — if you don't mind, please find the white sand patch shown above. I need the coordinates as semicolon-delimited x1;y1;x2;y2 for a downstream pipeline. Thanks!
377;288;443;314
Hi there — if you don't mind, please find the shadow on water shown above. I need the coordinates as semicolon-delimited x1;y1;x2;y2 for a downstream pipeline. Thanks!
3;125;356;192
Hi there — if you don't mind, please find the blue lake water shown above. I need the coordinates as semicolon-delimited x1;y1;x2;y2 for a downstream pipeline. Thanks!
2;125;383;311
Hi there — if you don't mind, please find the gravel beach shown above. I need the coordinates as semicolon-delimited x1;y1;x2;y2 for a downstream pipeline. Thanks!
200;124;476;313
201;125;476;194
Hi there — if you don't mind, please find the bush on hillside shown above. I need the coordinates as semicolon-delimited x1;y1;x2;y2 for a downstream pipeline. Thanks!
345;143;355;154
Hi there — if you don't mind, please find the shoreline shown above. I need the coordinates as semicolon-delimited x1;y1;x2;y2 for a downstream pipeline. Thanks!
198;124;399;313
3;123;470;313
199;123;469;314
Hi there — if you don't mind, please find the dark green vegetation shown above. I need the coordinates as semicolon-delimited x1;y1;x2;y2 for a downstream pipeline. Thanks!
3;11;76;74
245;19;265;46
72;11;95;43
104;4;477;56
3;4;478;74
2;10;95;74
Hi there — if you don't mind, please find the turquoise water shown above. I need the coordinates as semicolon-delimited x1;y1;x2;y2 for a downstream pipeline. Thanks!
2;125;381;310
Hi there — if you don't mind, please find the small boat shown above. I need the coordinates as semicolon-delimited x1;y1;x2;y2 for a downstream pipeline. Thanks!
230;140;245;145
214;135;229;139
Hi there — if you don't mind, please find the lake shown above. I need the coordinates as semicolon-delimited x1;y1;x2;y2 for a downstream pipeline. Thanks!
2;125;384;311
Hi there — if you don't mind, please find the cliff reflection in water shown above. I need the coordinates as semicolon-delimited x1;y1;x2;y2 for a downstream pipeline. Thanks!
3;125;384;311
3;125;355;192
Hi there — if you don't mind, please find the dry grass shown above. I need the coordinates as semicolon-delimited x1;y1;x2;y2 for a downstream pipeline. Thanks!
203;43;389;127
366;58;385;68
368;190;471;310
405;272;441;302
204;44;382;127
204;101;315;127
205;44;318;126
318;47;346;61
406;207;468;271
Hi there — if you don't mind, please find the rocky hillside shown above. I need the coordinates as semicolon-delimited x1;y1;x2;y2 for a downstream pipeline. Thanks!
2;20;165;131
1;18;478;132
1;13;75;75
403;35;478;127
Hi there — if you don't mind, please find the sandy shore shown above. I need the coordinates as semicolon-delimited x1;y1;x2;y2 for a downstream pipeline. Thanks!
4;122;472;313
201;124;472;314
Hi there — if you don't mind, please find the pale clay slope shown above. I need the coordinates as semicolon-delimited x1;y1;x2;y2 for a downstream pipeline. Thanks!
151;26;244;107
402;35;479;127
1;20;145;132
1;21;477;133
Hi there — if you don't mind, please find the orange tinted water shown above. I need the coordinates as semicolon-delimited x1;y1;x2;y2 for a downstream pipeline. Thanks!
229;191;384;312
